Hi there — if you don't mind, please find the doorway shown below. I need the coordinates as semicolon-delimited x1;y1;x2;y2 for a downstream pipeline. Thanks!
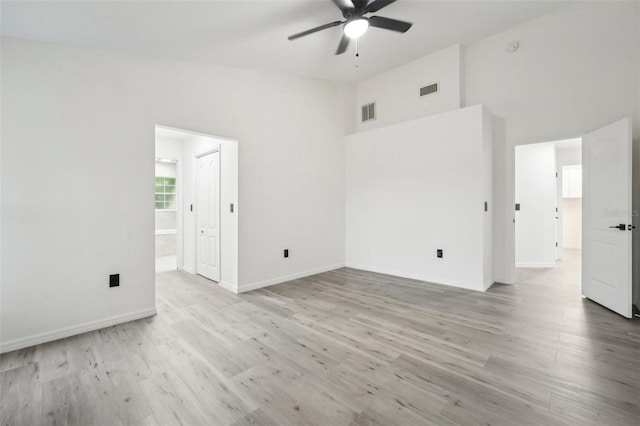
513;118;634;318
154;125;239;292
514;138;583;301
514;138;583;268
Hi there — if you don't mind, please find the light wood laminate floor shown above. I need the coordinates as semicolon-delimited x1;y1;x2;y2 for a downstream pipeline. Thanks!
2;250;639;425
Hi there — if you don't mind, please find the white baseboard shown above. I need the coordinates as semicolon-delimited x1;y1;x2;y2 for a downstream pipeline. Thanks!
238;263;345;293
182;265;195;274
515;263;556;268
0;307;157;354
218;281;238;294
345;263;485;292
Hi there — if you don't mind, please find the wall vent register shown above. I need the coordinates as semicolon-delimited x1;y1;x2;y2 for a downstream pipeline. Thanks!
419;82;439;97
361;102;376;123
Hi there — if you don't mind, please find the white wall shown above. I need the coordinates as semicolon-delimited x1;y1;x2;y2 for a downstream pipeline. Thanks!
345;105;493;291
355;44;462;132
515;142;557;267
0;37;353;352
465;1;640;283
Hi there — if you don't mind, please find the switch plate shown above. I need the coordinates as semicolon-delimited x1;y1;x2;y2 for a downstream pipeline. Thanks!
109;274;120;287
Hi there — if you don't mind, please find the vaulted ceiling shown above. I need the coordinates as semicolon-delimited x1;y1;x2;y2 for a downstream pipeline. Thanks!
1;1;571;81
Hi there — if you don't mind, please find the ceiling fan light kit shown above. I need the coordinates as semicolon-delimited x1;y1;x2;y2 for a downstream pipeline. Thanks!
344;18;369;39
287;0;413;56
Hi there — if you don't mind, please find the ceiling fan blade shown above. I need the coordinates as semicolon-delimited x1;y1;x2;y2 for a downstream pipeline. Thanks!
335;35;350;55
331;0;355;12
368;15;412;33
365;0;396;13
352;0;369;11
288;21;343;40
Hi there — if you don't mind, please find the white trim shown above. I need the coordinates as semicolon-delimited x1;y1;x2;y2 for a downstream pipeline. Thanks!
0;307;157;354
195;147;220;158
155;229;177;235
218;281;238;294
515;262;556;268
182;265;195;274
238;264;345;293
345;263;485;292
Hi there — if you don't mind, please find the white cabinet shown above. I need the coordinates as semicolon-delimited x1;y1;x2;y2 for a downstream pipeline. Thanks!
562;165;582;198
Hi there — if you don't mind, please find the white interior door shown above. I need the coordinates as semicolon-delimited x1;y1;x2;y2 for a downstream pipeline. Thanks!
196;151;220;282
582;118;632;318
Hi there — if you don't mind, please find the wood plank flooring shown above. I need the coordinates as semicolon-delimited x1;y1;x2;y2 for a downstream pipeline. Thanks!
2;249;639;425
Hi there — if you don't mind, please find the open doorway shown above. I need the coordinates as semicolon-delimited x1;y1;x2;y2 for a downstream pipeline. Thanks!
514;138;582;279
511;119;633;318
154;125;239;292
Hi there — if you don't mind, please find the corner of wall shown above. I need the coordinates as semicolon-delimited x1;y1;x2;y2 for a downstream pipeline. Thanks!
459;44;466;109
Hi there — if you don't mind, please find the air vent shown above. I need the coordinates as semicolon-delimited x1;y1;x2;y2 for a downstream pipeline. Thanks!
419;82;439;97
361;102;376;123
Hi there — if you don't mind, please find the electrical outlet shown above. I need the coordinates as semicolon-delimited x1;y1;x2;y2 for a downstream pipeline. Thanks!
284;249;289;258
437;249;443;258
109;274;120;287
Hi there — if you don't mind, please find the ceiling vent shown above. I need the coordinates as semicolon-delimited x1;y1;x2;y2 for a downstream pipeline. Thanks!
361;102;376;123
419;82;439;98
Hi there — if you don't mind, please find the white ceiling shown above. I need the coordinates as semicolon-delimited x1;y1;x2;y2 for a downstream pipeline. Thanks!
1;0;571;82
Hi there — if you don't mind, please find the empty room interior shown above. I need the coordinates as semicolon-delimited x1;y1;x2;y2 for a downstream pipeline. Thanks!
1;1;639;425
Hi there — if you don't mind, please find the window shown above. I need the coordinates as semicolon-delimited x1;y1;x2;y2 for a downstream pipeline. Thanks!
155;176;176;210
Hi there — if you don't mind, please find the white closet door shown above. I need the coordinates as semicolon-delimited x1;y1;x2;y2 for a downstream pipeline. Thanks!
196;151;220;282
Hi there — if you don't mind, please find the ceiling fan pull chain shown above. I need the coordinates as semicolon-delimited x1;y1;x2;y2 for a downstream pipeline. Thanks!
355;39;359;68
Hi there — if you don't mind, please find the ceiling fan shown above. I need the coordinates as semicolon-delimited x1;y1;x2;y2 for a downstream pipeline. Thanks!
287;0;413;55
